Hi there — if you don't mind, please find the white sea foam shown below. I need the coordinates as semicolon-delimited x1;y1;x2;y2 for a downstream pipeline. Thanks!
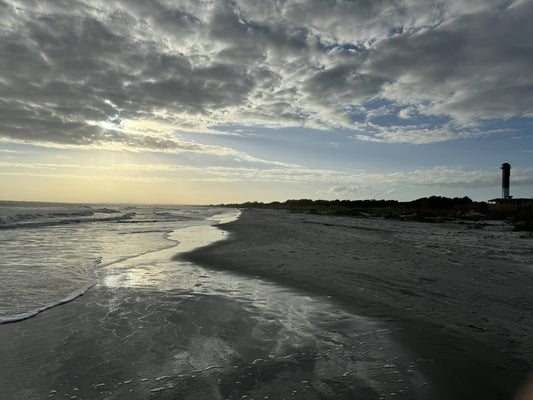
0;285;94;324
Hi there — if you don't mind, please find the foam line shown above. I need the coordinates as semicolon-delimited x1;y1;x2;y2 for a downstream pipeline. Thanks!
0;283;96;324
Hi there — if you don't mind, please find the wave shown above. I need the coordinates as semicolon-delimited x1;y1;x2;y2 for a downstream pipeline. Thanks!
0;212;135;229
0;211;90;224
118;229;170;235
0;204;120;225
92;208;121;214
0;283;96;324
0;256;102;324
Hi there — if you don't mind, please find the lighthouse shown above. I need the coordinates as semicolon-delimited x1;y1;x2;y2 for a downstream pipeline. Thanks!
501;163;511;199
489;163;532;208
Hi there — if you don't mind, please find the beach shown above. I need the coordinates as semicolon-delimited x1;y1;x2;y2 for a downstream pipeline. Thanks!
181;209;533;400
1;206;532;400
0;205;430;400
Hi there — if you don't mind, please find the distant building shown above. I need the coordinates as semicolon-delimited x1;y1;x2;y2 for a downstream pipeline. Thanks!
488;162;533;208
488;197;533;207
501;162;511;198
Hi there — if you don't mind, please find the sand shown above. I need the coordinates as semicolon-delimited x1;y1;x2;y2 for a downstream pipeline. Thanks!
1;208;531;400
181;208;533;400
1;218;432;400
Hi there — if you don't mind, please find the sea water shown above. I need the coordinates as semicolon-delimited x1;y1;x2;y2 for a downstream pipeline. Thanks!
0;201;236;323
0;201;429;399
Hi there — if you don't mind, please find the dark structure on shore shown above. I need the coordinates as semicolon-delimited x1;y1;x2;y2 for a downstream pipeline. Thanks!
488;162;533;208
501;162;511;199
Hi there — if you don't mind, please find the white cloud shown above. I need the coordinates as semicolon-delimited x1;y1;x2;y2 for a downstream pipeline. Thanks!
353;125;486;144
0;0;531;147
3;153;532;192
0;171;170;183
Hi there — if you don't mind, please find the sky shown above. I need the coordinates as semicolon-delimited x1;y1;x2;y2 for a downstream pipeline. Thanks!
1;0;533;204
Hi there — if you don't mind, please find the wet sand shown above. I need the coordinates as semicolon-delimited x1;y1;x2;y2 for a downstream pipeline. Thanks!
0;221;429;400
181;209;533;400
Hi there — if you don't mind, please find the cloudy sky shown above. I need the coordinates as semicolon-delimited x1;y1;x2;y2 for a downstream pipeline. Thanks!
1;0;533;204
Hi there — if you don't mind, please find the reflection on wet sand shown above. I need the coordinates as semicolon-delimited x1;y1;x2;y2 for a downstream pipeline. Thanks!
96;223;428;399
0;217;428;399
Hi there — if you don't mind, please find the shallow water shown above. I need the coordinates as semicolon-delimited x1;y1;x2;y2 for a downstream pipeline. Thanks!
0;203;231;321
0;205;429;399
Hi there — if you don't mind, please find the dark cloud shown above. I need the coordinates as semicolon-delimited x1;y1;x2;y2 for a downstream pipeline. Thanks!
367;0;533;119
303;64;386;105
0;97;203;152
1;0;532;148
138;62;254;112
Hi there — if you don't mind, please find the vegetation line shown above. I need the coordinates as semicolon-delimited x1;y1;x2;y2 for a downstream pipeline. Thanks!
218;196;533;232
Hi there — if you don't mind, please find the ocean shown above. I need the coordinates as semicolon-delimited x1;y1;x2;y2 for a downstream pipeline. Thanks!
0;201;238;324
0;201;427;399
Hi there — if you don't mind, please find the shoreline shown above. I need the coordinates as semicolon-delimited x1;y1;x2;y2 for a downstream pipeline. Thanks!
0;207;429;399
180;208;533;400
0;210;240;325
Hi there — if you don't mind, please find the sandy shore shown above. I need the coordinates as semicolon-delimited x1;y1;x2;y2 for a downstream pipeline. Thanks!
181;209;533;400
2;218;431;400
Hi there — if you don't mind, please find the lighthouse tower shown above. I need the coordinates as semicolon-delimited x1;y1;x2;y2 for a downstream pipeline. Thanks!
501;163;511;199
